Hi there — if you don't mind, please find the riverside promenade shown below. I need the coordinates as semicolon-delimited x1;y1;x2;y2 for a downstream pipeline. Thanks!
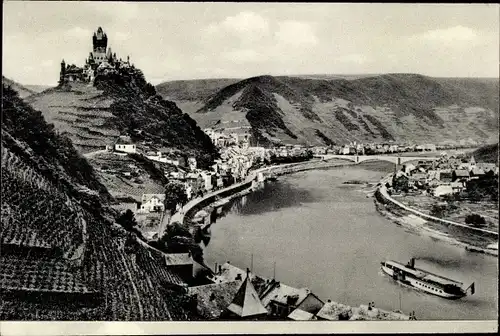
168;158;352;228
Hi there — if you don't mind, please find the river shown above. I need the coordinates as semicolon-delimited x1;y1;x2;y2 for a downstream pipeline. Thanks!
201;161;498;320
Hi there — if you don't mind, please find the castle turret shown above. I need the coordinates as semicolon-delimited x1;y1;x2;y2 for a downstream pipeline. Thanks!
93;27;108;53
91;27;108;64
59;59;66;85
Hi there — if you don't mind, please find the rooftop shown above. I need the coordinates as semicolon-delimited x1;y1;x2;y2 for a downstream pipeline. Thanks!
115;136;135;145
259;281;311;308
453;169;470;177
226;274;268;318
141;194;166;203
316;301;352;320
164;253;192;266
288;308;317;321
188;281;241;320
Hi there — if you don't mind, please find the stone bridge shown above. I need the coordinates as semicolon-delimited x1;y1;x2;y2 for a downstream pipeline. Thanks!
321;154;440;165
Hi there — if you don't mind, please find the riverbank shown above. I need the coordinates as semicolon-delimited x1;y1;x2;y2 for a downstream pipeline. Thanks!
374;177;498;257
202;164;500;320
171;158;355;227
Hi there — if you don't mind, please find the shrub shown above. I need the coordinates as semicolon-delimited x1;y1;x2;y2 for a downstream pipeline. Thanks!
116;209;138;231
465;214;486;227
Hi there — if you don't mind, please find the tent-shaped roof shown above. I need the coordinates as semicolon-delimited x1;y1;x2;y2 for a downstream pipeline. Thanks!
226;272;268;318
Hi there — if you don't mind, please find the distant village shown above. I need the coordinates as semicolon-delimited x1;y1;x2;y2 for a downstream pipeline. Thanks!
103;125;494;236
390;154;498;197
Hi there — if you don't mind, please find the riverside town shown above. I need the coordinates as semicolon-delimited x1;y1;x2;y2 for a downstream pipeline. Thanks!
1;3;498;331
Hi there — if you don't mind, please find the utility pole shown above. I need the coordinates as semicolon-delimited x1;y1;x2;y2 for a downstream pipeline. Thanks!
399;291;402;312
273;261;276;280
251;253;254;272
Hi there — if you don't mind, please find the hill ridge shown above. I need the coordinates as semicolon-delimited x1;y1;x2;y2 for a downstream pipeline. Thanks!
157;73;499;146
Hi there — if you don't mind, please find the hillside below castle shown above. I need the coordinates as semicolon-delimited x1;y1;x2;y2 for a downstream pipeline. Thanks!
157;74;499;147
27;27;218;169
1;85;197;320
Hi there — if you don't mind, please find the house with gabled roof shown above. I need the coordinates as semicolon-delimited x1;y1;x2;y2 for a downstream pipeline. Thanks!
114;135;137;154
223;269;269;320
188;281;241;320
258;280;324;319
452;169;470;182
139;194;165;213
164;253;194;283
469;167;486;179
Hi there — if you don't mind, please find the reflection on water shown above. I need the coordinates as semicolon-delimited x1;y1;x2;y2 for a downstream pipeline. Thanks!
202;165;498;320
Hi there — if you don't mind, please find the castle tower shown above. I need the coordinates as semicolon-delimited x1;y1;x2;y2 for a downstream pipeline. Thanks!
91;27;108;64
59;59;66;85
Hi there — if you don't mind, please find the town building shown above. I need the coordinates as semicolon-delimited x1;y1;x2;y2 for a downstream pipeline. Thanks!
200;171;214;192
163;253;194;283
188;157;197;171
139;194;166;212
114;136;137;154
403;163;417;175
185;172;204;197
258;281;324;319
433;185;454;197
452;169;470;183
223;270;269;320
469;167;486;179
188;281;242;320
316;301;409;321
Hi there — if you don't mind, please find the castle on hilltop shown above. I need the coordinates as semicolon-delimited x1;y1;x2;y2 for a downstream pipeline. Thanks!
59;27;132;84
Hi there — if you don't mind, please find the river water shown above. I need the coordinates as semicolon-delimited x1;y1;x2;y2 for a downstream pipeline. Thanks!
201;162;498;320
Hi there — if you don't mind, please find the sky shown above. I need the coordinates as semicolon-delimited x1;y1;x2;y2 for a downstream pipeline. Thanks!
3;2;499;85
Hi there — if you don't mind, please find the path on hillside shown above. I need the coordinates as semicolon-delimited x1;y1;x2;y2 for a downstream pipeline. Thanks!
83;149;107;158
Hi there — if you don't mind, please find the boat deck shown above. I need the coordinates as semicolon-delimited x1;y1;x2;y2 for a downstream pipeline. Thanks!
387;260;463;286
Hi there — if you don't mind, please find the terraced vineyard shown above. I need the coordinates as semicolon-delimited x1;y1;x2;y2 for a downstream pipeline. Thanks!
27;84;120;153
1;85;195;320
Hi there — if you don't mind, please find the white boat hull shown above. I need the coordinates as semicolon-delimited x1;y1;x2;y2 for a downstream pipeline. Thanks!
381;265;464;300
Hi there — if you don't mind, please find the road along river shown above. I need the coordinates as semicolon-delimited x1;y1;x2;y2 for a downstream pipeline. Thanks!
201;161;498;320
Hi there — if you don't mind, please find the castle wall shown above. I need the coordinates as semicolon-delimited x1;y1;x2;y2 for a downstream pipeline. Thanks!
92;51;107;64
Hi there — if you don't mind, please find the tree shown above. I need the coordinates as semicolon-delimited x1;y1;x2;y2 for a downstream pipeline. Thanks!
116;209;138;231
430;204;446;218
157;221;204;261
465;214;486;227
392;175;409;192
164;181;188;213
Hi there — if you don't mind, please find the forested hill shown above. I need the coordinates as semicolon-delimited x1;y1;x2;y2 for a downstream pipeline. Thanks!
28;65;219;168
1;86;195;320
157;74;499;146
2;76;37;99
472;143;499;164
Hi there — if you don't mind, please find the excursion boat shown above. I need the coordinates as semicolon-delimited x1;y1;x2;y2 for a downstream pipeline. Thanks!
380;258;475;300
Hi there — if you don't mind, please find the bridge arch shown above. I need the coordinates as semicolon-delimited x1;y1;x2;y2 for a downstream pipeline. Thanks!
398;156;440;165
356;155;399;164
322;154;439;165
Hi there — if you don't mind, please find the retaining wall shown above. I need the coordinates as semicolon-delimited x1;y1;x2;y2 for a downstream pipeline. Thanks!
171;158;352;226
376;182;498;239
